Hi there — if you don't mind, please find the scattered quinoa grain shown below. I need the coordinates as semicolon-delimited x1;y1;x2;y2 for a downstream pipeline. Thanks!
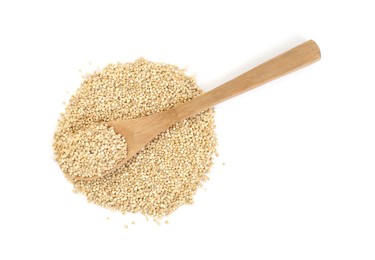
53;58;217;219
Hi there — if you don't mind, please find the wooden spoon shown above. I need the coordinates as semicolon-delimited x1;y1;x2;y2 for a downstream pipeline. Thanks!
80;40;320;180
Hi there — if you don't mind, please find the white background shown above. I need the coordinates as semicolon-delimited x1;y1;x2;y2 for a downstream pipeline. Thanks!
0;0;374;259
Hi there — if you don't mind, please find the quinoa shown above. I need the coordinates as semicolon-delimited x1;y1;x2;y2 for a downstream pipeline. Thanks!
54;123;127;178
53;58;217;219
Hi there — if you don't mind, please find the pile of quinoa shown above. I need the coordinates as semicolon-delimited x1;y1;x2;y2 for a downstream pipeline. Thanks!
53;58;217;219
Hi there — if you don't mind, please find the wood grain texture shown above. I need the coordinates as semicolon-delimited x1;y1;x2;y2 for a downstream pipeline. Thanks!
83;40;320;180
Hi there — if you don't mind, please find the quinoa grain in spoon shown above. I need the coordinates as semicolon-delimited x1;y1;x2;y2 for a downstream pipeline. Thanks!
55;123;127;178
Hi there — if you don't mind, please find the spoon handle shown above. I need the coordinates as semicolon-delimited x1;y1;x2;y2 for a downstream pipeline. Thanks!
171;40;320;120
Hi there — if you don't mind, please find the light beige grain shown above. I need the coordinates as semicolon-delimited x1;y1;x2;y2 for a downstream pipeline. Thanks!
53;58;217;219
